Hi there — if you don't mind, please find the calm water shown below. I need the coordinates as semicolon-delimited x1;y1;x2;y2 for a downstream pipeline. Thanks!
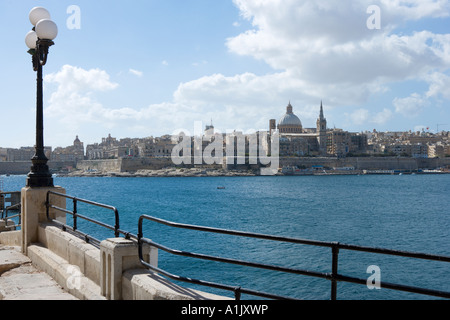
2;174;449;300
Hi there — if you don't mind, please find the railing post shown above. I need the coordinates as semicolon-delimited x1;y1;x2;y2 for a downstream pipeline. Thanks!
21;186;66;255
100;237;157;300
331;242;340;300
114;208;120;238
45;191;50;220
73;198;77;232
234;287;242;300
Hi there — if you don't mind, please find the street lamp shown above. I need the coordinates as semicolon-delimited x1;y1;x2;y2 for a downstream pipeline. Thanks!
25;7;58;188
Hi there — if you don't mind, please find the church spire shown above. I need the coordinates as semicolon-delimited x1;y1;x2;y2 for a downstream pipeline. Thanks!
319;100;325;120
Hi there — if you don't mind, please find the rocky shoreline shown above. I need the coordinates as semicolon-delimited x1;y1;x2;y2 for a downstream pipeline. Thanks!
60;167;450;178
63;168;260;178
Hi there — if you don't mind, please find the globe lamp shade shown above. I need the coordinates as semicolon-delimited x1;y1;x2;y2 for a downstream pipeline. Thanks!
29;7;51;26
35;19;58;41
25;31;38;49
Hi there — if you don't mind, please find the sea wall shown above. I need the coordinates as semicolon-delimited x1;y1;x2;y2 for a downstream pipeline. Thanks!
120;157;175;171
76;158;223;174
0;161;76;175
0;162;30;175
76;159;121;173
73;156;450;175
278;157;450;170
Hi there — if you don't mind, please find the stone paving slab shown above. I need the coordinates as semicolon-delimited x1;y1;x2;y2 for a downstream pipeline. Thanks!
0;245;78;300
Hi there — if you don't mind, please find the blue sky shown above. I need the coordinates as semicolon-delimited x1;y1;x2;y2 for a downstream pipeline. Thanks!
1;0;449;148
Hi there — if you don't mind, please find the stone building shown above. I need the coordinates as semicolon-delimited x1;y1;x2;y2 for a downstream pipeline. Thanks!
277;102;303;134
269;102;326;156
270;101;367;157
7;147;52;161
136;136;175;158
51;136;85;162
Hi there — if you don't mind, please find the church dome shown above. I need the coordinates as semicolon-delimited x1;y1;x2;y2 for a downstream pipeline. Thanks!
279;112;302;127
278;103;303;133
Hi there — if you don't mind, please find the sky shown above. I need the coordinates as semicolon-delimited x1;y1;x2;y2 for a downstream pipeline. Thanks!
1;0;450;149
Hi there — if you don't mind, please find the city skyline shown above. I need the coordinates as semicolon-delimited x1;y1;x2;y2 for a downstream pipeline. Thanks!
1;1;450;149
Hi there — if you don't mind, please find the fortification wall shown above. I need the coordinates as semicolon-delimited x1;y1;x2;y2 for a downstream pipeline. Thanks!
76;160;122;172
279;157;450;170
0;162;30;174
120;157;174;171
0;161;75;175
76;156;450;174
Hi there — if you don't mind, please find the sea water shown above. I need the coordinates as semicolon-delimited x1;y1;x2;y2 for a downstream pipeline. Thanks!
2;174;449;300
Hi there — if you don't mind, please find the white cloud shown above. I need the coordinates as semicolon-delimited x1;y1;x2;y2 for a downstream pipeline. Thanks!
45;64;118;94
350;109;370;125
348;107;393;126
44;65;119;127
373;108;393;124
393;93;429;117
166;0;450;131
43;65;254;140
192;60;208;67
425;72;450;99
42;1;450;145
221;0;450;109
129;69;143;77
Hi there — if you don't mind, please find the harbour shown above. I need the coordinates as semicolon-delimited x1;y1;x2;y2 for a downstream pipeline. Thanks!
2;173;449;300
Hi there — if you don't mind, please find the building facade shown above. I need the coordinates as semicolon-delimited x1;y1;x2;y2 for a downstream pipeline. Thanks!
270;101;366;157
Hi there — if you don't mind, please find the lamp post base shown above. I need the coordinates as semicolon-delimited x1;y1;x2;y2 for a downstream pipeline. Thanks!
26;159;54;188
26;174;54;188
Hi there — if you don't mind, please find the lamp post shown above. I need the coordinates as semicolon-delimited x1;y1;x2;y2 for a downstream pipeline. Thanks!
25;7;58;188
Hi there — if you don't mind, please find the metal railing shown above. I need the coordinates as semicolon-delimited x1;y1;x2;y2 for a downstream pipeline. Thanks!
137;214;450;300
45;191;132;246
0;191;21;229
44;191;450;300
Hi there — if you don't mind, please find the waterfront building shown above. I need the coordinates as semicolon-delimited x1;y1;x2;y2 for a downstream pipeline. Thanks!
136;136;175;158
270;101;366;157
51;136;85;162
270;102;323;156
428;143;446;159
6;146;52;161
0;148;7;162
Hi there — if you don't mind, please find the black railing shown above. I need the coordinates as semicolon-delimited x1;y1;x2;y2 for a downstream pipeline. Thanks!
44;192;450;300
45;191;131;246
0;191;21;229
137;214;450;300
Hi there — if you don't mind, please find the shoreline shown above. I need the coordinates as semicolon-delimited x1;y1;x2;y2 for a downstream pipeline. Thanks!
56;167;450;178
62;168;259;178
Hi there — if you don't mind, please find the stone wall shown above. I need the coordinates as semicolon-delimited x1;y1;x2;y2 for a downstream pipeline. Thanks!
278;157;450;170
0;161;76;175
120;157;174;172
0;162;30;175
76;160;122;173
77;158;223;173
74;156;450;175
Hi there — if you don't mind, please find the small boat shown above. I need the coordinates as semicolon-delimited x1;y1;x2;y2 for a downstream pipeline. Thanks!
217;186;226;190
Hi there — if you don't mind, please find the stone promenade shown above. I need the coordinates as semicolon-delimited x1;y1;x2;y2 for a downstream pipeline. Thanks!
0;244;77;300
